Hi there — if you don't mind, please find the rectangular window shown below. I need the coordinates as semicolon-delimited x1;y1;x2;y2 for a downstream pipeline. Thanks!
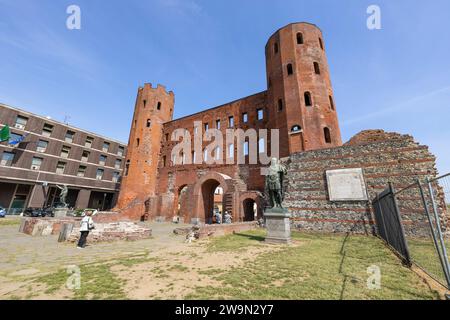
258;138;265;153
102;141;110;152
77;165;87;177
65;130;75;143
118;146;125;156
96;169;104;180
228;116;234;127
228;144;234;158
216;119;221;129
115;159;122;169
1;151;14;166
257;109;264;120
31;157;43;170
165;133;169;141
99;155;107;166
85;136;94;148
42;124;53;137
61;146;71;158
36;140;48;153
244;141;249;156
112;172;120;183
81;150;90;162
10;133;23;142
204;123;209;132
14;115;28;129
56;162;66;175
242;113;248;123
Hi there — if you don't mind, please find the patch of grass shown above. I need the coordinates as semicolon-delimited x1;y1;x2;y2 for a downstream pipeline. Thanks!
0;218;21;226
115;256;158;267
187;230;440;300
206;230;265;252
34;263;126;300
169;264;189;272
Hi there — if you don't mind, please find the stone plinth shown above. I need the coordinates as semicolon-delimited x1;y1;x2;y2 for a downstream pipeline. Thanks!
53;208;69;218
264;208;291;244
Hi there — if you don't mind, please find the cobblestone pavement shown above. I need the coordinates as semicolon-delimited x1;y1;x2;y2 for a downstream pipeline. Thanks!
0;221;191;277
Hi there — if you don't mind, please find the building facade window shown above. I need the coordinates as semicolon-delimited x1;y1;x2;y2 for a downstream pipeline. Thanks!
99;155;107;166
31;157;43;170
42;124;53;137
314;62;321;75
278;99;283;112
65;130;75;143
216;119;221;129
319;37;324;50
96;168;104;180
297;32;304;44
10;133;23;142
125;161;130;176
157;102;161;110
242;113;248;123
0;151;14;166
257;109;264;120
146;119;151;128
14;115;28;130
61;146;71;158
258;138;265;153
77;165;87;177
81;150;90;162
215;147;221;160
117;146;125;156
244;141;249;156
204;123;209;132
291;125;302;133
274;42;279;54
102;141;110;152
56;162;66;175
85;136;94;148
324;127;331;143
304;92;312;106
329;96;335;110
112;172;120;183
228;144;234;159
287;63;293;75
228;116;234;128
36;140;48;153
115;159;122;169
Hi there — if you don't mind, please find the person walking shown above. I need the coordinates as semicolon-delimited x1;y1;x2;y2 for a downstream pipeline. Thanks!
77;210;95;249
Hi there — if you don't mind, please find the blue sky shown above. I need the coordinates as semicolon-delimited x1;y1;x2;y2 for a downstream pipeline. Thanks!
0;0;449;174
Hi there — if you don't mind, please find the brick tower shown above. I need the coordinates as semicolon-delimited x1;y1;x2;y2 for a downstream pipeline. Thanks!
116;84;174;219
265;22;342;157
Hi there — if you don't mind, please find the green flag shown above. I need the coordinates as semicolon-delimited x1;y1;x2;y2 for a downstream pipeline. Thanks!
0;125;10;142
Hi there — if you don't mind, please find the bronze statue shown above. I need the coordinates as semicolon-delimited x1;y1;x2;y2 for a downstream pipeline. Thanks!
265;158;287;209
56;185;69;208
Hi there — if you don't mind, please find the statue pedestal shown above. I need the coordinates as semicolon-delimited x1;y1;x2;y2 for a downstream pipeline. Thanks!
53;208;69;219
264;208;291;244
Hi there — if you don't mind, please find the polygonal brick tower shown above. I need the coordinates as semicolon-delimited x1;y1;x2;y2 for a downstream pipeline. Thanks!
265;22;342;157
116;84;174;219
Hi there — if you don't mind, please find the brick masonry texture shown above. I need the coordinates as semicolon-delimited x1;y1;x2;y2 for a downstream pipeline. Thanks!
284;130;444;234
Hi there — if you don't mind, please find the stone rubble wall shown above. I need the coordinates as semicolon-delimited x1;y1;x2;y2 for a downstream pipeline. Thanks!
66;222;152;243
284;131;440;235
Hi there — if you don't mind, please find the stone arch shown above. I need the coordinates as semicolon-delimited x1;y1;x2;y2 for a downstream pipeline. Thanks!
239;191;264;222
192;172;232;224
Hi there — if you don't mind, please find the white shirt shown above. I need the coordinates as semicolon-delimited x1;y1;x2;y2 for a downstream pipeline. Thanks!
80;216;94;232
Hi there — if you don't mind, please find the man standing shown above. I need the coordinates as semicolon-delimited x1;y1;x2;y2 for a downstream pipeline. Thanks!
77;210;95;249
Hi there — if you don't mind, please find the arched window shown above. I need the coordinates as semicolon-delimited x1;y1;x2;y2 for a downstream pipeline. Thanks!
146;119;151;128
291;125;302;133
274;42;279;54
329;96;335;110
304;92;312;106
278;99;283;111
287;63;293;75
157;102;161;110
136;138;140;147
297;33;304;44
314;62;321;75
143;100;147;107
324;127;331;144
319;38;324;50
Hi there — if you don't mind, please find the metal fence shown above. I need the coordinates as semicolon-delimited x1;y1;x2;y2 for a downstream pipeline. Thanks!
373;174;450;290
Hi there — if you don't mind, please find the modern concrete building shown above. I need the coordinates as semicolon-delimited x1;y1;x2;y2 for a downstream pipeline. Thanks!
0;103;127;214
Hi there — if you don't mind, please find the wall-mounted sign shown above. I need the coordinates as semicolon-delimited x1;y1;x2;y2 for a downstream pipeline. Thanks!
326;168;368;201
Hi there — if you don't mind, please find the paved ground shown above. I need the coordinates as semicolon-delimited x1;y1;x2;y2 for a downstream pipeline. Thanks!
0;220;191;277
